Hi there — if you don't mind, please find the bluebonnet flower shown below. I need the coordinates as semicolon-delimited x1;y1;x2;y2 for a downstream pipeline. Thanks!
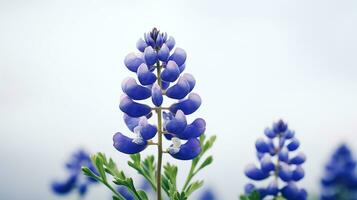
51;149;98;197
113;28;205;160
320;144;357;200
199;189;217;200
244;120;307;200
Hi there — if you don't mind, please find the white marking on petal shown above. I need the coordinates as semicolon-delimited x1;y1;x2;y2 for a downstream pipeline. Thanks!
168;137;181;154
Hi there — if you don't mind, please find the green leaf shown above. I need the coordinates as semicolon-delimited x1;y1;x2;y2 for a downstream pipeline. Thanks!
92;154;107;182
197;156;213;171
128;154;157;191
239;195;249;200
137;190;148;200
239;191;261;200
249;191;260;200
173;191;187;200
112;195;125;200
185;180;204;196
81;167;100;181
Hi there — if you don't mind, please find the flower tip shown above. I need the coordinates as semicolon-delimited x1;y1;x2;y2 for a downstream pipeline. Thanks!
113;132;147;154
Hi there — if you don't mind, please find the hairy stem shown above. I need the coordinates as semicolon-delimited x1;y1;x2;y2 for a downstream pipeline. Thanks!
156;61;163;200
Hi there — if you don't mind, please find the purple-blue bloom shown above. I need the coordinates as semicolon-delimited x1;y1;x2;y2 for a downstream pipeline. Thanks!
320;144;357;200
199;189;217;200
113;28;205;160
51;149;98;197
244;120;307;200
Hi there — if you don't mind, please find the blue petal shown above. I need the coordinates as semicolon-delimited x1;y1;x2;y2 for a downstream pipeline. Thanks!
144;32;155;47
287;138;300;151
113;132;147;154
170;93;201;115
176;118;206;140
169;138;201;160
123;114;140;131
281;183;299;199
161;80;170;90
292;166;305;181
260;154;275;173
166;77;190;99
124;53;144;72
158;44;170;61
144;46;158;66
156;33;163;47
165;110;187;134
179;63;186;73
161;61;180;82
244;183;256;194
181;73;195;92
244;164;270;180
279;163;292;182
273;119;288;134
151;83;163;106
51;175;77;195
139;118;157;140
296;189;308;200
137;63;157;85
78;183;88;196
122;77;151;100
266;181;279;196
136;38;147;52
255;138;270;153
119;95;151;117
169;47;187;66
278;148;289;162
162;32;168;42
164;133;174;140
289;152;306;165
264;127;277;138
165;36;175;50
199;189;216;200
284;130;295;139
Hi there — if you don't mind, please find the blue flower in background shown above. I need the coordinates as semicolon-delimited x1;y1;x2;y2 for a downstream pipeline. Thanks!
113;28;205;160
320;144;357;200
51;149;98;197
244;120;307;200
198;189;217;200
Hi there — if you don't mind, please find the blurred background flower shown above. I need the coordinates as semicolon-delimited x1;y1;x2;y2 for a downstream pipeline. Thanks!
244;120;307;199
51;149;98;198
320;144;357;200
1;0;357;199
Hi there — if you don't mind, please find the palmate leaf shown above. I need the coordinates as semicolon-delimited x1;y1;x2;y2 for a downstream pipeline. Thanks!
182;134;216;196
128;154;157;191
185;180;204;196
82;152;149;200
162;163;179;198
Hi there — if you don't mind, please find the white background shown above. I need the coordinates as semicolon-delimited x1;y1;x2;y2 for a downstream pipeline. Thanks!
1;0;357;199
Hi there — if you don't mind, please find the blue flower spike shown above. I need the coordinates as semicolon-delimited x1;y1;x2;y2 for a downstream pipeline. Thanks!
112;28;209;200
244;120;307;200
51;149;98;197
320;144;357;200
114;27;205;161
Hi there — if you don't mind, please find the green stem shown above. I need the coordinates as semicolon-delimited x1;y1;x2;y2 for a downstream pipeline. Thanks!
156;61;163;200
182;163;196;191
103;181;126;200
